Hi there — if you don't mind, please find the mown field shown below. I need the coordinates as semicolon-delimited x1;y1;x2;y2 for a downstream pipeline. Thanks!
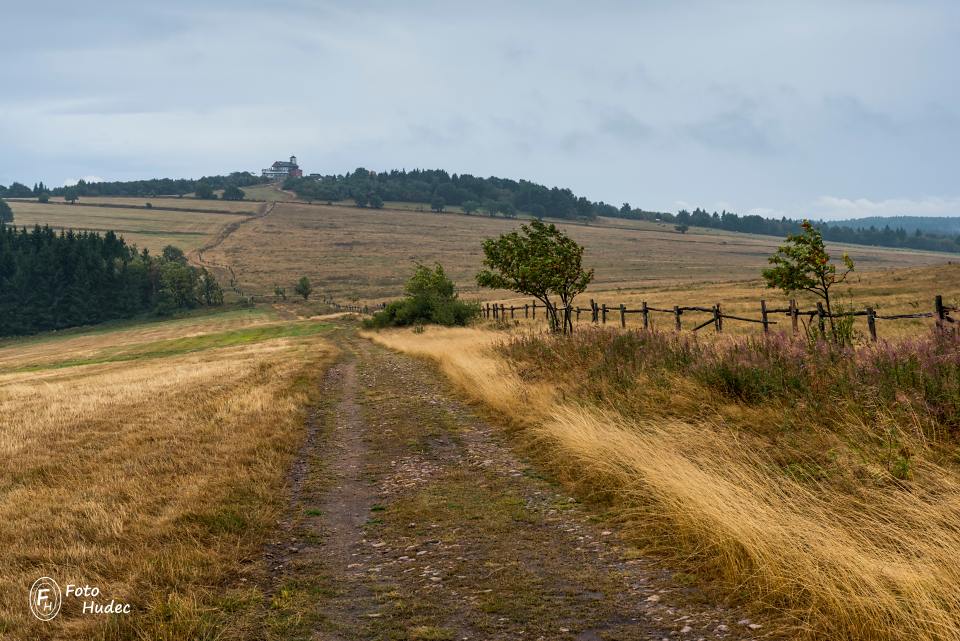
0;308;335;640
6;200;254;253
76;196;262;214
206;201;950;304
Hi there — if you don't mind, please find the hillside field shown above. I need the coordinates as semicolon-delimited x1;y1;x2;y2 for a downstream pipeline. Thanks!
6;200;254;253
70;196;262;214
206;201;952;304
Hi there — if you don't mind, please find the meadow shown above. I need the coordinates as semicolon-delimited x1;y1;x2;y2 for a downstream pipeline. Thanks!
232;183;297;202
206;201;950;304
73;196;262;214
6;200;254;253
4;189;960;640
0;309;335;640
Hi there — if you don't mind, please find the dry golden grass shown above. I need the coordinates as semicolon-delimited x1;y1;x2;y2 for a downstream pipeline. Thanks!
366;325;960;641
235;184;297;202
207;202;951;304
69;196;262;214
0;311;335;640
7;201;252;253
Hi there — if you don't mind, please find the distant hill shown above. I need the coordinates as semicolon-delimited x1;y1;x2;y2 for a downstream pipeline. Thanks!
5;168;960;254
826;216;960;236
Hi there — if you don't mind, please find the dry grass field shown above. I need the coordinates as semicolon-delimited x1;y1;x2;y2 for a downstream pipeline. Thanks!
5;185;959;640
7;201;253;253
0;309;335;640
235;183;297;202
76;196;263;214
206;201;951;304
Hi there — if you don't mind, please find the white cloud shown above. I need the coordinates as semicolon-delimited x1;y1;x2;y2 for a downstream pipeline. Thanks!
811;195;960;220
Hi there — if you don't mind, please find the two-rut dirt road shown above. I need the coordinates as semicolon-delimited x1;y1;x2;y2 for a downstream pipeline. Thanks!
262;332;771;641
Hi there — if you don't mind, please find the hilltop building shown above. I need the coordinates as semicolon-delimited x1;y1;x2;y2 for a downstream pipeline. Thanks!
262;155;303;181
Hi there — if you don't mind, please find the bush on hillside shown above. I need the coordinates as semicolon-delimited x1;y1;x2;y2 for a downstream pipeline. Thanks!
365;263;479;328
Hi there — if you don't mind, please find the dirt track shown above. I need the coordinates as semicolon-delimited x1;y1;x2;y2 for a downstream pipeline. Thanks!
263;331;772;640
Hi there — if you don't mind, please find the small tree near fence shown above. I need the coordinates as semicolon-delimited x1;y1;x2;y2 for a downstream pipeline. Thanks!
476;219;593;333
762;220;854;341
295;276;313;301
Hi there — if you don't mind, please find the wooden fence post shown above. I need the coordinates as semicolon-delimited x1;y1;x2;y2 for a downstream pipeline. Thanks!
642;301;649;330
589;299;595;322
674;305;682;331
936;295;945;329
532;301;537;320
501;304;506;320
760;300;769;333
510;306;515;319
866;307;877;342
601;304;607;325
524;304;529;319
576;307;581;322
816;302;826;338
620;304;626;328
790;299;799;334
713;304;721;332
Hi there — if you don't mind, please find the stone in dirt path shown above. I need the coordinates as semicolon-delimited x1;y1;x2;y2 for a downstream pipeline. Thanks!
264;332;774;641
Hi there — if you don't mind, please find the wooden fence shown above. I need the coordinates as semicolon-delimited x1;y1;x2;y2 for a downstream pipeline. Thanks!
332;302;386;314
482;296;958;341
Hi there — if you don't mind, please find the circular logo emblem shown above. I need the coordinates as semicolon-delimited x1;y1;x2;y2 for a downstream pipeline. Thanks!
29;577;62;621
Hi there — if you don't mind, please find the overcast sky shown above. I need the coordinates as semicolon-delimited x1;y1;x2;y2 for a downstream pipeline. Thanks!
2;0;958;220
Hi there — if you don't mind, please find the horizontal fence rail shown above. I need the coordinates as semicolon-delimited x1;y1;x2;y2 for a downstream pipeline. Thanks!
482;296;958;341
331;302;387;314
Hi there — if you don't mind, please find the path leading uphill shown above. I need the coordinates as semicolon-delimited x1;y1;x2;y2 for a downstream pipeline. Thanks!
189;201;275;289
263;331;773;640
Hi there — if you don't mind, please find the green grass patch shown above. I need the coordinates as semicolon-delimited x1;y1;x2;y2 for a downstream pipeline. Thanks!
0;305;275;351
11;320;331;373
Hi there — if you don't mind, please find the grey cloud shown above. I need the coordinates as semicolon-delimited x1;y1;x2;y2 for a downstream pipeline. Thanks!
2;0;959;219
598;112;652;142
686;111;777;155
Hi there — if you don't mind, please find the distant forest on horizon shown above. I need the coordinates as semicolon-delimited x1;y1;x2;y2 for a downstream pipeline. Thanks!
2;167;958;254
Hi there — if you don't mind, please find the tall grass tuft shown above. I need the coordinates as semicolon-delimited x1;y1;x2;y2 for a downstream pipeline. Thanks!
501;328;960;440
